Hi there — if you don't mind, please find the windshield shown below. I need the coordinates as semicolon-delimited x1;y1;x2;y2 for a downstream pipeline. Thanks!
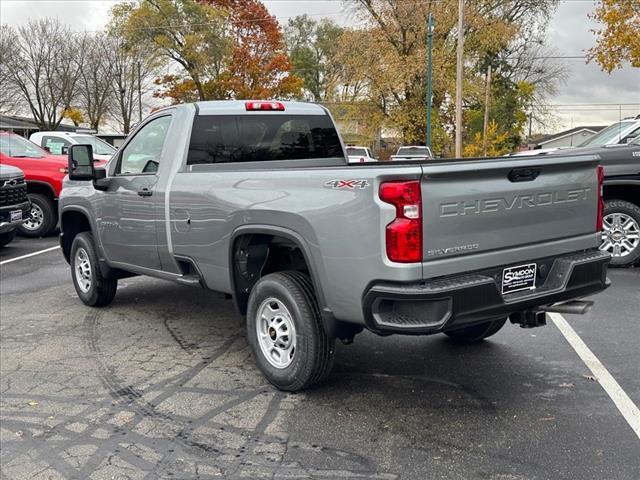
0;134;46;158
71;135;116;156
346;148;367;157
578;121;634;147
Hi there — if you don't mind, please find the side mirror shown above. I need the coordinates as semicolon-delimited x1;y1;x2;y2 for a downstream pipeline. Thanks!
43;146;51;153
626;136;637;144
61;146;69;155
68;144;95;180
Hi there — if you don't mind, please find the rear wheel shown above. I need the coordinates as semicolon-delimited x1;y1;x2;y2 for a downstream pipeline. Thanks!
600;199;640;267
0;229;17;247
246;271;335;392
444;317;507;343
70;232;117;307
18;193;56;237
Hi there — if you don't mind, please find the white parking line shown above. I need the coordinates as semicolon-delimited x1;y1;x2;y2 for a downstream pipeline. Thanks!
550;312;640;440
0;245;61;266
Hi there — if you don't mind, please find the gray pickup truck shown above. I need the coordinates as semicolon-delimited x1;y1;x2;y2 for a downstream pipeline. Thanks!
59;100;610;391
390;145;434;161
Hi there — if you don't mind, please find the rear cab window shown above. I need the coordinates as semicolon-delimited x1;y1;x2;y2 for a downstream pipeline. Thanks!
346;148;367;157
187;114;345;166
397;147;430;156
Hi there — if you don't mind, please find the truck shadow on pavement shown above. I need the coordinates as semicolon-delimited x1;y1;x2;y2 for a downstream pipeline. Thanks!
1;280;401;479
0;278;601;479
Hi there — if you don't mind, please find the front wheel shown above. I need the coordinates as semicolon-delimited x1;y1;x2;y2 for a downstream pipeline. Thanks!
18;193;56;237
600;199;640;267
444;317;507;343
246;271;335;392
70;232;117;307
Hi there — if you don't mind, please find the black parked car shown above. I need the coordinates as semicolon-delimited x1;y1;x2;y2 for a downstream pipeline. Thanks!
0;164;31;247
552;137;640;267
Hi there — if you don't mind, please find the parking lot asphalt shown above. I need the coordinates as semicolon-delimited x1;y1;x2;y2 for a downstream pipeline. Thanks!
1;236;639;480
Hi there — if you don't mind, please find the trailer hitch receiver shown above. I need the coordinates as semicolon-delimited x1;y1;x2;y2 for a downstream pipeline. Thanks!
509;310;547;329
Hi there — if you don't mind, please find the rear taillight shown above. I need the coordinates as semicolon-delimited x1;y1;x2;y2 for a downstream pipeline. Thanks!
245;101;285;111
596;165;604;231
379;180;422;263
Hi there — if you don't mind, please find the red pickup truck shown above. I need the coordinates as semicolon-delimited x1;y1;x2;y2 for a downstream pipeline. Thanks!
0;131;69;237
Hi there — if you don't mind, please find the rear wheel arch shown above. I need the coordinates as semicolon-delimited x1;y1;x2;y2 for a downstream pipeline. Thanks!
229;227;327;316
602;182;640;208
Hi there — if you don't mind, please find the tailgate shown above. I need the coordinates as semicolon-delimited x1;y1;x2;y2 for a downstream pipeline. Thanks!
420;154;600;268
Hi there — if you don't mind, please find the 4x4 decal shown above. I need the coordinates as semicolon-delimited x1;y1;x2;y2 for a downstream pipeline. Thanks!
324;179;370;190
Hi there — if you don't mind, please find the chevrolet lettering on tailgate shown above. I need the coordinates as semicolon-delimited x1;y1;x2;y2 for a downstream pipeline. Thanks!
439;188;591;217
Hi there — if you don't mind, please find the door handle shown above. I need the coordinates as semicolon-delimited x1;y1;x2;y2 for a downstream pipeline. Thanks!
137;187;153;197
508;167;541;182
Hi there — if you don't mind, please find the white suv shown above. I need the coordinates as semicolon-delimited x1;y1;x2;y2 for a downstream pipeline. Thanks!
30;131;117;162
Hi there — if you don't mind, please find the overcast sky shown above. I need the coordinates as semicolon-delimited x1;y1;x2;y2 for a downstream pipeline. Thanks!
1;0;638;133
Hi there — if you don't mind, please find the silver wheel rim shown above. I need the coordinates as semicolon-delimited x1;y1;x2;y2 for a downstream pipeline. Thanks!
256;297;297;369
74;247;92;293
22;203;44;231
601;212;640;258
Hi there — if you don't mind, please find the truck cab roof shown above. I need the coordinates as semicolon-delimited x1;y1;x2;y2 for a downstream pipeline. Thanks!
194;100;328;116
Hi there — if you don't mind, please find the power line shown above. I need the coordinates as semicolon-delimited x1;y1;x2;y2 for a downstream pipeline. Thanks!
502;55;587;60
65;11;347;35
548;103;640;107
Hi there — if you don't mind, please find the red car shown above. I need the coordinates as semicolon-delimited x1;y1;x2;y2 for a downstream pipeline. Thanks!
0;131;70;237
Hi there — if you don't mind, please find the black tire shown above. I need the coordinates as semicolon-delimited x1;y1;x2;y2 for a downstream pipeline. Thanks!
0;229;17;247
70;232;117;307
18;193;56;237
444;317;507;344
601;199;640;267
246;271;335;392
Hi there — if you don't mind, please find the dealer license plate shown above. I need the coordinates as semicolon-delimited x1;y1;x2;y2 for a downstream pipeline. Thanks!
502;263;537;294
10;210;22;222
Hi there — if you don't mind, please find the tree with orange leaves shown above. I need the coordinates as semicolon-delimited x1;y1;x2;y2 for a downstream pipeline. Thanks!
112;0;301;103
206;0;302;99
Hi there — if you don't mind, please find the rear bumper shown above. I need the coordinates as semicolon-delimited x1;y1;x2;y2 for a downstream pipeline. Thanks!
0;200;31;233
362;249;610;335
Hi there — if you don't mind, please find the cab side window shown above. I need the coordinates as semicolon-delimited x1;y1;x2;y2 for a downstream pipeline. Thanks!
42;136;71;155
118;116;172;175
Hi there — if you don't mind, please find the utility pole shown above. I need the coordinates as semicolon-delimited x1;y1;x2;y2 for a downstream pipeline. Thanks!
455;0;465;158
482;64;492;157
137;62;142;123
426;13;434;149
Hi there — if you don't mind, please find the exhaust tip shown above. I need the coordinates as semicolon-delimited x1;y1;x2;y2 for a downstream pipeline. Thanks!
538;300;594;315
